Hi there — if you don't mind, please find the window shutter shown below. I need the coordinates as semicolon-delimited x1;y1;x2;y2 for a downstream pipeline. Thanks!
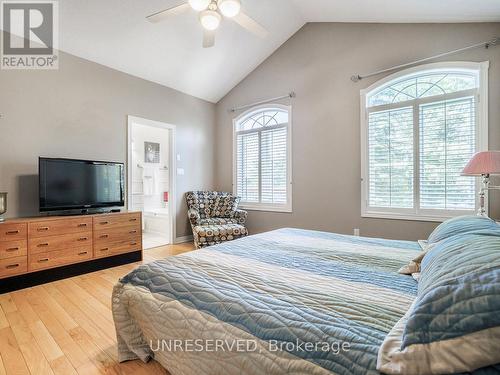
261;127;288;204
363;65;485;220
368;107;414;208
234;107;291;210
236;133;259;202
419;96;476;210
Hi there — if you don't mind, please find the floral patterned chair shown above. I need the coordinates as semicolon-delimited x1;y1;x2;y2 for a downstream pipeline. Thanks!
186;191;248;249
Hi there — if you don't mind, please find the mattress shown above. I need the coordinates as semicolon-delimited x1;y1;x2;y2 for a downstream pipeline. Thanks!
112;228;422;375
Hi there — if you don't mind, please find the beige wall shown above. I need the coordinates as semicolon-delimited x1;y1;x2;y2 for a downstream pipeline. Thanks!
0;41;216;239
215;23;500;241
2;24;499;242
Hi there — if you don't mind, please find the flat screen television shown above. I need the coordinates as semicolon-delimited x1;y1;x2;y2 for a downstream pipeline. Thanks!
39;157;125;213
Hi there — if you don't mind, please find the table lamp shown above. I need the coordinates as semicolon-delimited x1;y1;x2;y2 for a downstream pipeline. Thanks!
462;151;500;216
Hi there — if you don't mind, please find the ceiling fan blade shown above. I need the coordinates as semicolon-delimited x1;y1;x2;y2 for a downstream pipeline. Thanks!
233;11;269;38
147;3;190;23
203;29;216;48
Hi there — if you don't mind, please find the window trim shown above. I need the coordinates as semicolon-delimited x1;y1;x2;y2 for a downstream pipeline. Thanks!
232;104;293;213
360;61;489;222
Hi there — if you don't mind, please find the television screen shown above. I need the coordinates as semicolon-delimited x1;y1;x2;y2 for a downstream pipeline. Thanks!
39;158;125;212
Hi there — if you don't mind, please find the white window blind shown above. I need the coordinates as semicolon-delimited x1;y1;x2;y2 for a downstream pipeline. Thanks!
419;97;476;210
236;132;259;203
261;127;288;204
368;107;414;209
361;62;488;221
234;107;292;212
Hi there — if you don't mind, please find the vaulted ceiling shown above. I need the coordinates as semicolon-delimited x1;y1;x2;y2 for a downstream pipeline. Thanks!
57;0;500;103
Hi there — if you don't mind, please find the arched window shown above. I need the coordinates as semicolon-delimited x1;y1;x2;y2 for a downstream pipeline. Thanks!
360;62;488;221
233;105;292;212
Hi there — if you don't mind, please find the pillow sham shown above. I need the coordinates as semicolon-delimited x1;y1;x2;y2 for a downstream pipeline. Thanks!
378;231;500;375
427;215;499;244
398;240;436;279
398;249;428;277
417;240;429;250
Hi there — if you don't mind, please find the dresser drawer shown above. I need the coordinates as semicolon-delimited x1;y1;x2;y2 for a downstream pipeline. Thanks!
29;217;92;238
0;223;27;242
0;240;27;260
94;226;140;245
94;238;142;259
0;256;28;279
29;232;92;254
29;247;92;272
93;213;141;231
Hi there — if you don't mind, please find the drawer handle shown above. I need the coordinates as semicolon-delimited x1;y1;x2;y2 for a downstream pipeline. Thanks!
129;218;138;222
130;242;137;246
100;248;109;252
77;237;88;241
6;230;20;235
129;230;137;234
99;234;109;239
6;263;20;269
78;223;88;227
78;251;88;256
100;221;109;225
6;247;19;252
38;258;49;263
37;243;49;247
37;227;49;232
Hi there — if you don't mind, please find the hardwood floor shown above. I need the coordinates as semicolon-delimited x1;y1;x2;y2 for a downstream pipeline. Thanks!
0;242;195;375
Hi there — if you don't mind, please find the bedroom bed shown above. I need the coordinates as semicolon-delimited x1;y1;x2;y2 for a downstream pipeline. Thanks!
112;228;422;375
113;223;500;375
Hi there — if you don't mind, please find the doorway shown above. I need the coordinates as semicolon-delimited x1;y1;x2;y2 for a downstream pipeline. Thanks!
127;116;176;249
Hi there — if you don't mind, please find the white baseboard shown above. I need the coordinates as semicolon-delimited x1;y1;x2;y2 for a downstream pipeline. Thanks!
175;235;193;244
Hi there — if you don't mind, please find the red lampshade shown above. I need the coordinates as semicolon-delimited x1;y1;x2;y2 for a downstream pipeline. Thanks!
462;151;500;176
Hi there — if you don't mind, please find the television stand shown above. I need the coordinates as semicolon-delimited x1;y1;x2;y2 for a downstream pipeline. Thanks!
0;211;142;292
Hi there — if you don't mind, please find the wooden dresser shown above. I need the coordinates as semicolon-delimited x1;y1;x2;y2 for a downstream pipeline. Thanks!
0;211;142;282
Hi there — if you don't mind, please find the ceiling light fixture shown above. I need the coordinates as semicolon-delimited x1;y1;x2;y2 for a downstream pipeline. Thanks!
147;0;269;48
199;10;221;30
217;0;241;18
189;0;210;11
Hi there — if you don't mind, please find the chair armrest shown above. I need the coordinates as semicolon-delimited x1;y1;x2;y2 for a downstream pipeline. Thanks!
230;209;248;224
188;208;201;226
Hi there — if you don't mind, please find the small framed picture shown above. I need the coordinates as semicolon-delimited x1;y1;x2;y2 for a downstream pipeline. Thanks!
145;142;160;163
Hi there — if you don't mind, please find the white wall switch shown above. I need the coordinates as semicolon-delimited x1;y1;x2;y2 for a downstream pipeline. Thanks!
177;168;185;175
177;154;181;161
353;228;360;236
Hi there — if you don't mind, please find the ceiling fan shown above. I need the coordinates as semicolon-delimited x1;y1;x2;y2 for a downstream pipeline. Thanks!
147;0;269;48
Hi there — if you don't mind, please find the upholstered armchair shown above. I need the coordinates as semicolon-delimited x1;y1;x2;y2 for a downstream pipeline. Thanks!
186;191;248;249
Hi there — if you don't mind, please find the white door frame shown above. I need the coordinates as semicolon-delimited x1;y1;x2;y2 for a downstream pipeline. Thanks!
127;115;177;245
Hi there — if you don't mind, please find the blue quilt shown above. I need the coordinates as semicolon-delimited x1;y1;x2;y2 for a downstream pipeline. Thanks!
120;228;426;374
